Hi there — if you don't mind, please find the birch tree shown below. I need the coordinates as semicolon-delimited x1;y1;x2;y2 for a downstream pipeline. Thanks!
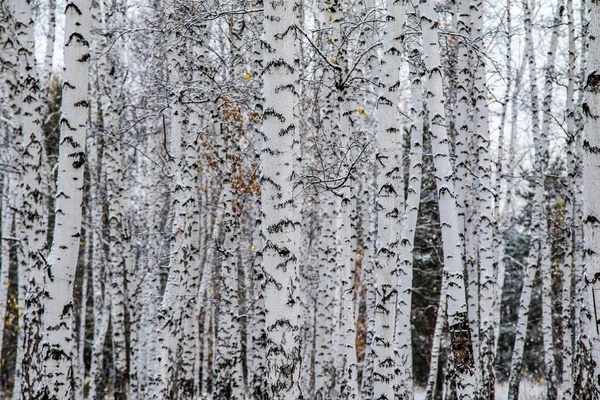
39;0;91;398
261;0;303;396
582;0;600;394
419;0;476;396
372;0;406;396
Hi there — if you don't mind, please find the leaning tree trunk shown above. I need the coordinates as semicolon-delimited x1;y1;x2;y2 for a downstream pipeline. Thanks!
39;1;91;398
419;0;476;397
261;0;303;396
506;257;537;400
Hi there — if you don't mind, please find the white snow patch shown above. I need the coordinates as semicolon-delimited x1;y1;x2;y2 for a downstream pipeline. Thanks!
413;379;546;400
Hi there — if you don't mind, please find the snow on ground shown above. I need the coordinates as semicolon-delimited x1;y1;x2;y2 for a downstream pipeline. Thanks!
413;379;546;400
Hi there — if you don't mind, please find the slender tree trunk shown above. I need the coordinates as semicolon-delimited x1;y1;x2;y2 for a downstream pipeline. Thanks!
493;0;513;355
419;1;476;396
506;257;537;400
43;0;56;86
561;1;576;398
471;0;496;396
0;174;14;364
372;0;406;396
453;1;479;381
425;276;449;400
393;57;424;400
75;240;89;400
99;3;129;393
155;26;202;398
530;2;563;398
214;131;245;400
39;1;91;398
10;0;49;395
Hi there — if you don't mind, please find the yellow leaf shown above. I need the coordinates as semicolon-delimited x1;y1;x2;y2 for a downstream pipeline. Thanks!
177;226;183;232
357;108;367;117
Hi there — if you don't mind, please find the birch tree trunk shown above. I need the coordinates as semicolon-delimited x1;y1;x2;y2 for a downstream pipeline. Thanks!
471;0;496;396
43;0;56;86
99;2;129;394
453;1;479;378
532;2;563;397
155;25;202;398
393;57;424;400
561;1;576;397
39;0;91;398
10;0;49;395
0;174;14;364
214;128;245;400
75;239;89;400
493;0;513;355
372;0;406;396
582;0;600;394
506;257;537;400
261;0;303;395
504;53;530;400
419;0;476;396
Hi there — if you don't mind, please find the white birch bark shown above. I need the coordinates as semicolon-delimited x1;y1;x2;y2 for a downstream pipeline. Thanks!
99;2;128;393
314;192;336;399
471;0;496;396
560;2;576;398
40;0;91;398
532;2;562;397
0;5;14;366
0;174;14;362
43;0;56;87
327;3;359;396
1;3;25;397
137;129;165;398
492;0;513;355
372;0;406;396
359;151;378;400
261;0;303;395
214;134;245;400
506;257;537;400
198;191;224;398
582;0;600;393
418;0;476;396
394;58;424;400
155;29;202;398
87;111;109;400
10;0;49;394
75;239;89;400
453;2;480;379
573;0;594;394
424;276;448;400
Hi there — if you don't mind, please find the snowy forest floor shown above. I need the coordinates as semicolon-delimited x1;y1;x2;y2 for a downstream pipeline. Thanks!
412;379;545;400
